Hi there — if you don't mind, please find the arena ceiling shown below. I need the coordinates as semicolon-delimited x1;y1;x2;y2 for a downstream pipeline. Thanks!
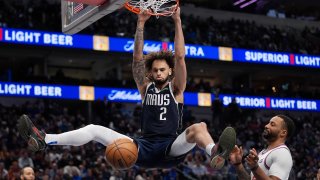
190;0;320;15
213;0;320;8
255;0;320;11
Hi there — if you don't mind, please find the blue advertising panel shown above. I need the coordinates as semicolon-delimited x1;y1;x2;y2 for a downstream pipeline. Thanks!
292;54;320;68
0;81;319;112
0;82;79;99
220;94;320;112
0;28;93;49
108;37;162;53
108;37;219;60
94;87;199;105
166;42;219;59
232;48;292;66
232;48;320;68
220;94;266;108
184;92;198;106
1;28;320;68
94;87;141;103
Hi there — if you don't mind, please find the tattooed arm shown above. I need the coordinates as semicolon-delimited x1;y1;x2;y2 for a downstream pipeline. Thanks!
171;7;186;103
133;12;151;99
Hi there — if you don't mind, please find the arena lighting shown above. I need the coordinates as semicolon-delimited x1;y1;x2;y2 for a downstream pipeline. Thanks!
233;0;247;6
240;0;258;8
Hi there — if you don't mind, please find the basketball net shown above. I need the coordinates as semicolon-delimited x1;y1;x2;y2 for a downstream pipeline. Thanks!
125;0;179;16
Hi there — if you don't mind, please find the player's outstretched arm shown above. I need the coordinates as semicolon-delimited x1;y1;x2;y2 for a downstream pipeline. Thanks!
132;11;151;97
171;7;186;102
230;146;251;180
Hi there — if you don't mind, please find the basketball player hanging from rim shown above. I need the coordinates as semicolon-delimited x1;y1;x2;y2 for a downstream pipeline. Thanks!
17;7;236;169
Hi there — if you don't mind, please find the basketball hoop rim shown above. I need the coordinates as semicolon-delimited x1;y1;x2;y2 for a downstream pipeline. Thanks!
124;0;179;16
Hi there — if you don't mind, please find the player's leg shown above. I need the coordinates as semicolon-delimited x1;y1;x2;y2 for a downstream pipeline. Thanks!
45;124;131;146
18;114;132;152
169;122;236;169
169;122;211;156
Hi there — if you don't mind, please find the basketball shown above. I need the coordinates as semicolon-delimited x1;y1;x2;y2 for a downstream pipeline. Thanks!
105;138;138;170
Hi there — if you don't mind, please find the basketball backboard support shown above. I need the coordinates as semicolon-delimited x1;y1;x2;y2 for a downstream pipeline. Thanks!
61;0;127;35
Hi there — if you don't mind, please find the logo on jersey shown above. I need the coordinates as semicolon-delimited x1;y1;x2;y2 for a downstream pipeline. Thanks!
160;87;169;92
149;87;169;93
145;94;170;106
148;88;155;93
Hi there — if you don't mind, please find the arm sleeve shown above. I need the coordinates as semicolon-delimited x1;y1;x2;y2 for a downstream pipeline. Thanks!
268;148;293;179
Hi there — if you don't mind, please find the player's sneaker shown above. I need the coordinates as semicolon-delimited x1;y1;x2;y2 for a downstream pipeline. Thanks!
17;114;47;152
210;127;236;169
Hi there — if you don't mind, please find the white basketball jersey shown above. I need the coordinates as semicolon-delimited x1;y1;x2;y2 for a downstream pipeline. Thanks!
251;144;293;180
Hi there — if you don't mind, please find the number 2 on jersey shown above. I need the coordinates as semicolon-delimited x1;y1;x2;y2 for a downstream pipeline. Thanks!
160;107;167;120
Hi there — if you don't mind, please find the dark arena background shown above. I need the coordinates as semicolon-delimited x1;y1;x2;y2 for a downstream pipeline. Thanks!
0;0;320;179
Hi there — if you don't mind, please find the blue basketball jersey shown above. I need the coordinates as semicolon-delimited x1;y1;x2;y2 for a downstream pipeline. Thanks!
141;82;183;138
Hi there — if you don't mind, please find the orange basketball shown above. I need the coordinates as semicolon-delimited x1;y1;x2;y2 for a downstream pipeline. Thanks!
105;138;138;170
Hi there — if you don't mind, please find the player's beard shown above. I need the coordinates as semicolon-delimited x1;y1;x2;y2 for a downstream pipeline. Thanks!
22;175;34;180
154;76;169;86
262;129;278;142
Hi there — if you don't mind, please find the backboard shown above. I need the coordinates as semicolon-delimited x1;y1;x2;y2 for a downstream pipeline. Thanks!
61;0;128;34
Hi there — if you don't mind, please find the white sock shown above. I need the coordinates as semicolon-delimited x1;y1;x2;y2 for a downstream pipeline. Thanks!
169;131;196;156
205;143;215;156
44;124;131;146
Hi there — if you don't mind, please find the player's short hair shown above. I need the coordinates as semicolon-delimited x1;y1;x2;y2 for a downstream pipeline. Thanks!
277;114;295;140
144;50;175;78
20;166;33;175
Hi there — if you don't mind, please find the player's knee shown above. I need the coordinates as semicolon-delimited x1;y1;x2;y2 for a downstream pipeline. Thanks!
189;122;207;134
85;124;97;131
199;122;207;129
